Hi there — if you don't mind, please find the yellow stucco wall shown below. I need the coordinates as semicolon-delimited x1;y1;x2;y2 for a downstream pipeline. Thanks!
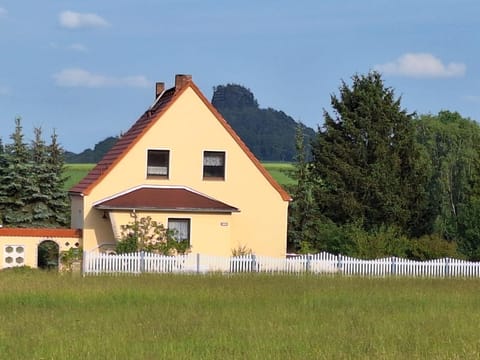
0;235;80;269
78;85;289;257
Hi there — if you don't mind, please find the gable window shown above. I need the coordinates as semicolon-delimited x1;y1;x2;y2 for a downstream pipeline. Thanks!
168;218;190;244
203;151;225;179
147;150;169;178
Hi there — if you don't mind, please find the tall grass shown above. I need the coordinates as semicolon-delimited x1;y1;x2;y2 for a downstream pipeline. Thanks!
1;271;479;359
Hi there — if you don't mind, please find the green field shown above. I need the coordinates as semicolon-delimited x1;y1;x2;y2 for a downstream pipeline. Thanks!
64;163;96;190
1;272;479;359
64;162;296;190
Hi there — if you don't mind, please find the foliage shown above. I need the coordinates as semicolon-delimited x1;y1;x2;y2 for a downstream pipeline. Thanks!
231;244;253;256
0;118;70;227
346;224;410;259
416;111;480;259
116;215;190;255
212;84;315;161
37;241;60;270
311;72;427;236
288;123;325;251
407;234;459;261
59;247;83;272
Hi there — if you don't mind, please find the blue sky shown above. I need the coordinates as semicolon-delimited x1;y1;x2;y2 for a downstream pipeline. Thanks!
0;0;479;153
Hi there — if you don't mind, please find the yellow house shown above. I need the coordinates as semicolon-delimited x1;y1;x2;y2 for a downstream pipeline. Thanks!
69;74;291;257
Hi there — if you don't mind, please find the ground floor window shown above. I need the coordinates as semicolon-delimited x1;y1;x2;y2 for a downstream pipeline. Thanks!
168;218;191;244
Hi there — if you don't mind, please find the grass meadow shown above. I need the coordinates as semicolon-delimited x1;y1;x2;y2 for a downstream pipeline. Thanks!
1;271;480;359
64;162;296;190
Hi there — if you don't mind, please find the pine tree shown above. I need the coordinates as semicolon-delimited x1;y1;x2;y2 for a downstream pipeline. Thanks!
29;127;55;226
46;130;69;226
288;123;321;251
311;72;427;236
1;117;33;226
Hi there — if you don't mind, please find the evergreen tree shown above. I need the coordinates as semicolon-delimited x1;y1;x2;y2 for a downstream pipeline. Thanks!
0;138;7;224
29;127;55;226
1;117;33;226
311;72;427;236
46;130;69;226
288;123;326;252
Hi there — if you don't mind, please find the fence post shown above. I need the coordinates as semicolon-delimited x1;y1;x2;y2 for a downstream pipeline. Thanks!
196;253;200;274
140;251;145;273
391;257;396;276
445;258;450;278
251;254;257;272
82;250;87;277
337;254;342;273
306;254;312;273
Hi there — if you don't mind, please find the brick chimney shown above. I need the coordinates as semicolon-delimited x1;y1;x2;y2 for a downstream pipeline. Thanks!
155;82;165;98
175;74;192;90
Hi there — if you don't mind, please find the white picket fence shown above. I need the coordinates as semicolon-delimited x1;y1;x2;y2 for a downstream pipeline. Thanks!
82;251;480;278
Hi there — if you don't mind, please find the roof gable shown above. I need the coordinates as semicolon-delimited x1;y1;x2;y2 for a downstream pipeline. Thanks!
69;75;291;201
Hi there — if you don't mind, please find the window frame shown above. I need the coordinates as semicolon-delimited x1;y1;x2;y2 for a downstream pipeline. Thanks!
167;218;191;244
146;149;170;179
203;150;226;180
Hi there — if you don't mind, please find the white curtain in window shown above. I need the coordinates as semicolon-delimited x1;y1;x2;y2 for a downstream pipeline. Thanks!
168;219;189;241
204;153;224;166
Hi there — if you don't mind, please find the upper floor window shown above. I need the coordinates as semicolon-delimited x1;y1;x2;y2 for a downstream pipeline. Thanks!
203;151;225;179
147;149;169;178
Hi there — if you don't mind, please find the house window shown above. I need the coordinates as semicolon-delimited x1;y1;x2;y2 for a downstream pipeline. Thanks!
203;151;225;179
147;150;169;178
168;218;190;244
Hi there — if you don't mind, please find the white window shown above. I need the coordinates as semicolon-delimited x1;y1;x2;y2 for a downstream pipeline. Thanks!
168;218;191;244
3;245;25;268
147;150;169;178
203;151;225;179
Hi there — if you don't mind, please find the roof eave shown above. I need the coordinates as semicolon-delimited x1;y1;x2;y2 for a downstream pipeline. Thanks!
95;205;239;213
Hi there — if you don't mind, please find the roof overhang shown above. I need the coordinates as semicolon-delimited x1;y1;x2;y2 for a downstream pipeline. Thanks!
93;185;240;214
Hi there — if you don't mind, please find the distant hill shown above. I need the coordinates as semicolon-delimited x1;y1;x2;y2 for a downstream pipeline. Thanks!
65;84;315;163
212;84;315;161
65;136;119;163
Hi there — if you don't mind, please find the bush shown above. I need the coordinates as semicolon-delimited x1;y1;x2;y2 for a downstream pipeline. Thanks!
407;234;460;260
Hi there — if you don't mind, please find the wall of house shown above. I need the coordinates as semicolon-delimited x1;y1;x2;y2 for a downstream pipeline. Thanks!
108;211;232;256
0;232;81;269
80;86;289;257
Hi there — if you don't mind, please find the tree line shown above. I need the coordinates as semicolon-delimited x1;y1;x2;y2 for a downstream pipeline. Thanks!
0;118;69;227
288;71;480;261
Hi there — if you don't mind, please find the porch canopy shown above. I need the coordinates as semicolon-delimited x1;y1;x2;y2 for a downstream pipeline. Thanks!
93;186;239;213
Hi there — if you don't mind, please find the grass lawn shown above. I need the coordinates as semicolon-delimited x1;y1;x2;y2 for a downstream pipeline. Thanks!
64;163;96;190
64;162;296;190
1;271;479;359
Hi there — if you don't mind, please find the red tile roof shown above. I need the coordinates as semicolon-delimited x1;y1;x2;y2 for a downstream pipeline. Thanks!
0;228;82;238
69;77;291;201
93;186;239;213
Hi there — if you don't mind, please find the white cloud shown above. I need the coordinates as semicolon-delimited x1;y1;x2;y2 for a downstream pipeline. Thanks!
375;53;466;78
59;11;109;29
69;43;88;52
53;68;151;88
